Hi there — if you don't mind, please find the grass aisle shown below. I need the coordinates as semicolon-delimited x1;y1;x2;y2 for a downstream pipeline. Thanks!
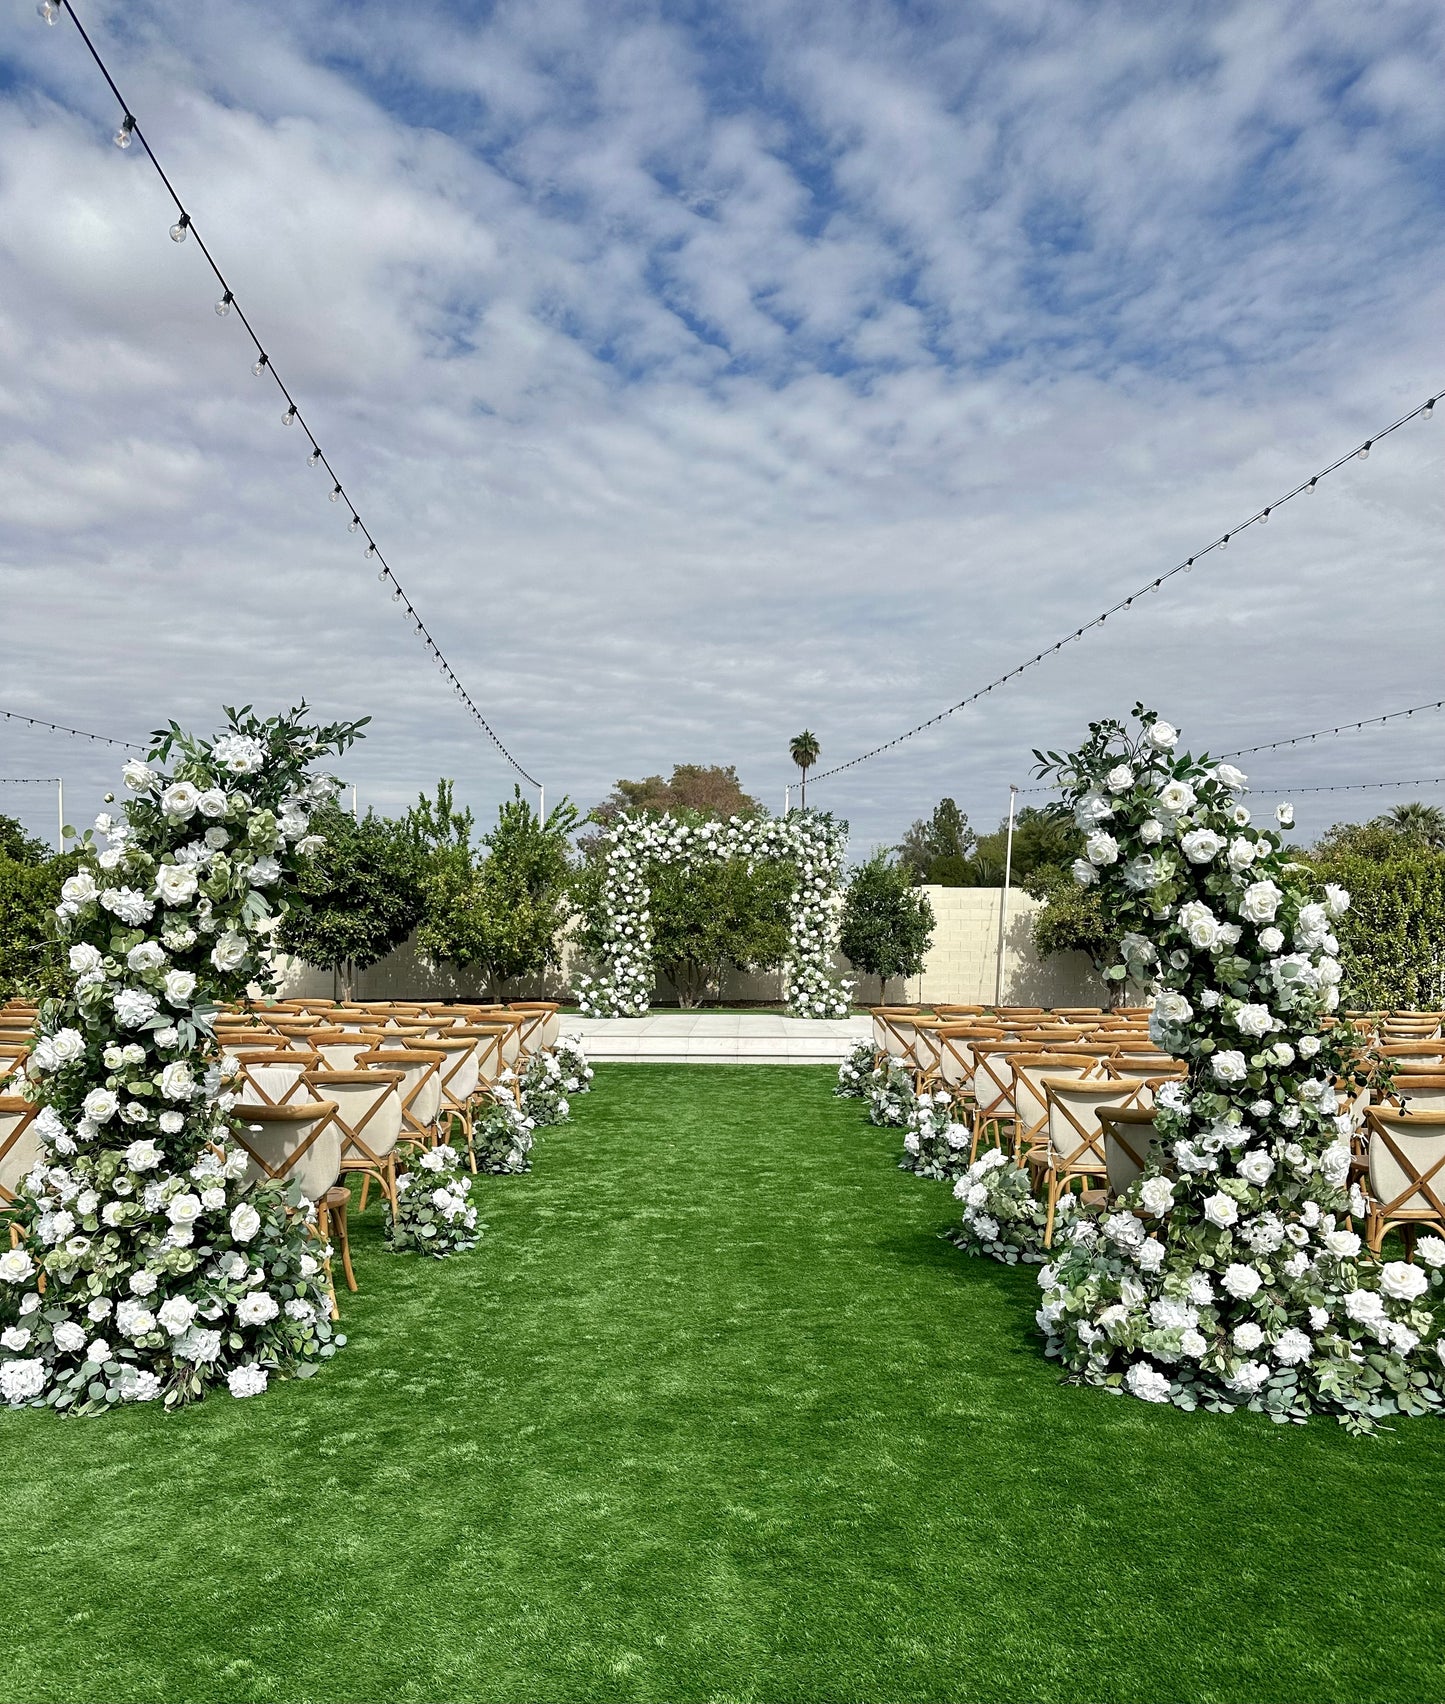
3;1064;1443;1704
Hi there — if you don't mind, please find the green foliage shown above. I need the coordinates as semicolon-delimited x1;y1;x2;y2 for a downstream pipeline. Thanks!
588;764;764;833
899;800;1078;888
278;806;425;993
414;786;580;996
897;798;973;880
1025;861;1113;971
1311;848;1445;1009
0;814;77;1002
789;730;820;805
648;852;796;1006
839;851;934;1000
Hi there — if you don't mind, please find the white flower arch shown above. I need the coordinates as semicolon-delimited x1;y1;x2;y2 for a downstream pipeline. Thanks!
574;811;851;1018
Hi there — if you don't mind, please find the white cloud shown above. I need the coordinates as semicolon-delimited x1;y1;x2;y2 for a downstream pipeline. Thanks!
1;0;1442;859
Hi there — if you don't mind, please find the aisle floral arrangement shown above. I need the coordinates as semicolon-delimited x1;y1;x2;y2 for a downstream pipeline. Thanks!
385;1142;479;1256
1028;706;1445;1429
0;705;366;1413
574;811;851;1018
901;1090;971;1181
866;1057;915;1128
949;1149;1073;1263
835;1039;875;1097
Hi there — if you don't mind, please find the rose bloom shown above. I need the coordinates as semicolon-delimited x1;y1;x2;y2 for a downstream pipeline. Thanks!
1379;1261;1429;1303
161;782;201;820
1181;828;1225;865
1105;764;1134;793
1211;1050;1248;1085
1146;720;1179;751
1138;818;1164;845
1232;1003;1273;1038
1204;1193;1239;1228
1239;879;1283;923
1226;836;1257;872
1085;831;1120;867
1214;763;1248;790
1157;779;1194;814
197;788;229;818
1221;1263;1263;1300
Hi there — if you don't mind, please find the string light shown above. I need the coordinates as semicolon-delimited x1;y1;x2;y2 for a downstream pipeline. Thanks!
0;708;142;751
809;388;1443;787
112;114;133;148
39;0;542;789
1250;777;1445;796
1218;697;1445;759
282;404;297;426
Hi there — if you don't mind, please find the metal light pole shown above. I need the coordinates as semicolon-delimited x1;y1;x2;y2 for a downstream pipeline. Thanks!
994;784;1018;1004
57;777;65;852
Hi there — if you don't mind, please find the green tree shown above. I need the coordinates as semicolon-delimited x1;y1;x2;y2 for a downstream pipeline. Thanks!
586;765;765;846
0;814;78;1003
789;731;820;809
1309;831;1445;1008
1026;863;1114;974
648;853;796;1006
278;805;425;998
1373;800;1445;850
839;851;935;1003
415;787;580;997
897;798;974;881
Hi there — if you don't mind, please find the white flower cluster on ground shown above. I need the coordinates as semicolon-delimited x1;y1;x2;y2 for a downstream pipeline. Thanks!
384;1142;479;1257
834;1040;875;1097
949;1149;1078;1265
1032;706;1445;1429
460;1034;593;1175
901;1090;972;1182
574;811;851;1018
0;706;365;1414
865;1057;916;1129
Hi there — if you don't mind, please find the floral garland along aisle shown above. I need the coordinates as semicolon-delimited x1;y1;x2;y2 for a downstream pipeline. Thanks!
574;811;851;1018
0;706;365;1413
1017;706;1444;1430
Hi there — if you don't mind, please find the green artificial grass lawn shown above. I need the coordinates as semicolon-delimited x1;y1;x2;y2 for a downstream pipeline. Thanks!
3;1065;1444;1704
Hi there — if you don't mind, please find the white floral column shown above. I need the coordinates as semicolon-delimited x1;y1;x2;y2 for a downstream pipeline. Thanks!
1032;707;1444;1429
0;707;365;1414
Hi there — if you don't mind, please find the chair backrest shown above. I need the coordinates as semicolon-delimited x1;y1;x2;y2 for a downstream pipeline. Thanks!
932;1026;1001;1090
305;1028;387;1070
232;1099;341;1202
1012;1054;1097;1151
419;1036;482;1115
970;1042;1034;1122
0;1096;42;1206
1365;1107;1445;1221
234;1050;321;1107
1390;1074;1445;1115
1096;1104;1159;1195
1106;1053;1185;1084
0;1043;31;1088
454;1025;511;1088
1043;1078;1143;1176
359;1048;445;1139
509;1002;561;1054
871;1008;920;1060
304;1070;404;1162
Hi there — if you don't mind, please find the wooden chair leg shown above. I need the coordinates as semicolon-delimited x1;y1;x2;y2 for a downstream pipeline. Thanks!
1043;1172;1059;1248
333;1193;356;1293
358;1171;372;1213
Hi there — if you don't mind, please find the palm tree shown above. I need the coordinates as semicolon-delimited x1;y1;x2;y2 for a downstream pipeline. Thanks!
789;730;820;810
1374;801;1445;849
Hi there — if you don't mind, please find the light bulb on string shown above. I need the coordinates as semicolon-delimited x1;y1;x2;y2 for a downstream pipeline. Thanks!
1425;398;1435;420
1358;441;1371;460
377;566;387;583
38;1;62;24
113;115;135;149
282;405;297;426
307;447;321;467
391;587;402;603
365;543;376;558
347;515;360;533
1220;534;1230;550
329;484;342;502
169;213;190;243
215;291;233;317
1260;507;1270;524
251;353;269;377
1307;477;1318;493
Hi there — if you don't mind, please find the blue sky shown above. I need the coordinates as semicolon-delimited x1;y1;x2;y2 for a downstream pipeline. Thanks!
1;0;1442;854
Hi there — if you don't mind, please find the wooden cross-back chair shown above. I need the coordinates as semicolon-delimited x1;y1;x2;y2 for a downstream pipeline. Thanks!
411;1035;482;1144
1095;1103;1161;1199
453;1024;519;1114
1035;1079;1150;1244
233;1050;322;1108
968;1042;1038;1162
0;1042;31;1089
1104;1052;1186;1087
871;1007;921;1066
1362;1106;1445;1253
305;1068;404;1214
0;1096;42;1209
932;1026;1003;1102
231;1098;352;1312
1011;1054;1103;1168
359;1047;445;1147
302;1028;388;1071
1385;1073;1445;1116
509;1002;562;1053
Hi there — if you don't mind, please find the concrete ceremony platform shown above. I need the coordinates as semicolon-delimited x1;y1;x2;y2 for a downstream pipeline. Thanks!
569;1012;871;1065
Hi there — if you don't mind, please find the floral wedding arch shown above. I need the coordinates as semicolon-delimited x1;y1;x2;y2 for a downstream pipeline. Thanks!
574;811;852;1019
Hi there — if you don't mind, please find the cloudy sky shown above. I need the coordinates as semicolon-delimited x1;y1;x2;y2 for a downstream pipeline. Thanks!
2;0;1442;857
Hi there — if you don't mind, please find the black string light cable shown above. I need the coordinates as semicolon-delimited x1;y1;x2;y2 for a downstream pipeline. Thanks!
808;391;1440;787
1218;697;1445;759
1;707;142;751
40;0;541;789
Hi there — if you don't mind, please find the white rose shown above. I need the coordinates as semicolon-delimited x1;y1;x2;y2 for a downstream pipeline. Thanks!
157;1295;197;1337
1146;720;1179;751
1153;991;1192;1026
1344;1289;1386;1325
1258;927;1283;954
1211;1050;1247;1085
1214;763;1248;790
68;944;104;976
1138;818;1164;845
1178;900;1222;950
1204;1193;1239;1228
1323;1229;1361;1258
163;969;197;1006
1105;764;1134;793
161;782;201;820
236;1291;280;1325
1276;803;1294;827
83;1088;120;1124
126;942;167;973
1226;836;1257;872
154;863;199;906
197;788;229;818
1071;858;1098;887
52;1320;87;1354
1181;828;1225;865
1138;1176;1175;1217
1085;831;1120;867
1240;880;1283;923
1232;1003;1273;1038
167;1192;203;1227
1157;779;1195;815
210;932;249;972
1379;1261;1429;1303
1237;1150;1275;1186
1221;1263;1263;1300
122;759;159;791
160;1061;197;1102
230;1202;262;1243
1415;1235;1445;1270
1323;883;1350;920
